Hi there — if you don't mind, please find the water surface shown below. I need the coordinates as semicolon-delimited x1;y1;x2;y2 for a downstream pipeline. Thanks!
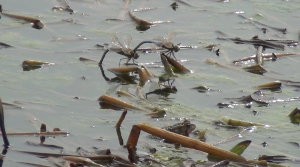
0;0;300;166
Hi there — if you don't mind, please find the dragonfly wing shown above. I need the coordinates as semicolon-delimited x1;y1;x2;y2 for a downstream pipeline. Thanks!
164;42;173;49
153;36;167;46
122;48;132;55
110;34;124;51
109;46;122;52
166;32;177;42
106;83;121;95
151;44;160;51
123;34;132;50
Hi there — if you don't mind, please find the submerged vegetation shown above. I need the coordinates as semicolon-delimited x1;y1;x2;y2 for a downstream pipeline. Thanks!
0;0;300;166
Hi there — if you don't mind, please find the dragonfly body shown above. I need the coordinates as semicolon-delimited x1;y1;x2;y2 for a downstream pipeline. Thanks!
99;34;139;66
153;32;180;59
132;32;180;60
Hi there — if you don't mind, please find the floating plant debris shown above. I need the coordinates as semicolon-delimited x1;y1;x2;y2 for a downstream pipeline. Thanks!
127;122;247;162
289;108;300;124
1;1;300;166
192;85;211;93
26;141;64;150
238;14;287;34
221;117;267;127
162;53;191;73
170;2;179;11
230;140;251;155
22;60;54;71
218;36;285;50
116;109;127;128
243;64;268;75
98;94;147;112
0;5;44;29
79;57;97;62
257;155;300;163
173;0;195;7
255;81;282;90
233;52;300;63
161;53;176;78
53;0;75;13
0;42;13;48
2;102;22;109
129;9;153;26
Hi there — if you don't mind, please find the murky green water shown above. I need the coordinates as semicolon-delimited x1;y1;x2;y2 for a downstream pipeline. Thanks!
0;0;300;166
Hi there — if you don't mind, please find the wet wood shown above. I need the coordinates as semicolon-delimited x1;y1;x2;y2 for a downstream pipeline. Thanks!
0;5;44;29
98;94;148;112
126;123;247;162
116;127;124;146
129;10;153;26
127;143;137;164
116;109;127;127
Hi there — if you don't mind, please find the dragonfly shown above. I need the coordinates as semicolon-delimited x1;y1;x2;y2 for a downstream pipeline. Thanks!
152;32;180;59
99;34;139;66
133;32;180;60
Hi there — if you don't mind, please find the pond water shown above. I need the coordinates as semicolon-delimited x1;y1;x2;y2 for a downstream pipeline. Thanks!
0;0;300;166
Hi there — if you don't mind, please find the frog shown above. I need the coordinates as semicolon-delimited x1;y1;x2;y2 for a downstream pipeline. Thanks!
164;120;196;137
150;120;196;142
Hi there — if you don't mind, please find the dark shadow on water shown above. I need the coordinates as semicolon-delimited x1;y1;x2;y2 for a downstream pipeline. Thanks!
136;25;150;31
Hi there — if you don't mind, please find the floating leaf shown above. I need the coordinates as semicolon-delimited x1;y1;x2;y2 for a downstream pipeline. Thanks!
229;140;251;155
255;81;281;90
222;117;267;127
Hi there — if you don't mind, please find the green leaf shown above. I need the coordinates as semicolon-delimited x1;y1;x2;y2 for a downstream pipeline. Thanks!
229;140;251;155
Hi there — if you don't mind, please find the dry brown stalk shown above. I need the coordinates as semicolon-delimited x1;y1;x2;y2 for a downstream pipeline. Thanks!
116;109;127;127
126;123;247;162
